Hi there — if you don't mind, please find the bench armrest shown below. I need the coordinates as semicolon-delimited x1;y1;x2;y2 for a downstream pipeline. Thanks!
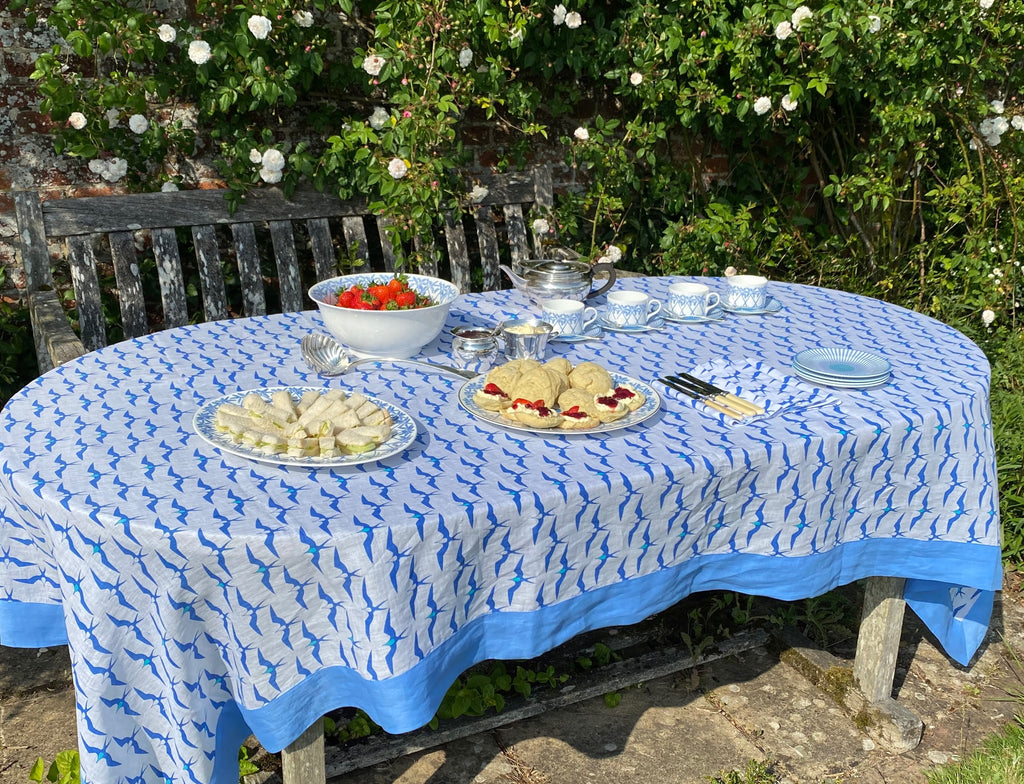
27;287;86;370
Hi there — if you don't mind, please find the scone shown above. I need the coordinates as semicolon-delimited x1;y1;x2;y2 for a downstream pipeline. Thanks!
544;357;573;378
473;382;511;411
559;405;600;430
509;366;564;408
611;384;645;411
568;361;614;395
485;359;540;393
557;387;600;416
503;398;563;429
593;393;628;423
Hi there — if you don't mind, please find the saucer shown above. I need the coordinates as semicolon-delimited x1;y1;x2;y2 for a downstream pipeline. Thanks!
662;305;725;323
721;296;783;315
551;323;603;342
598;316;666;333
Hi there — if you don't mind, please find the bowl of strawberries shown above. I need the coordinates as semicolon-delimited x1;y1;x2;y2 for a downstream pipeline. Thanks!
308;273;460;358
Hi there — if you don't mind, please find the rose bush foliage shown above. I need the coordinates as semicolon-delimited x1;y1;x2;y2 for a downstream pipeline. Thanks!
16;0;1024;332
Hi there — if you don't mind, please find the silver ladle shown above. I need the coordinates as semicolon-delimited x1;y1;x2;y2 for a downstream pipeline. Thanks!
300;333;478;379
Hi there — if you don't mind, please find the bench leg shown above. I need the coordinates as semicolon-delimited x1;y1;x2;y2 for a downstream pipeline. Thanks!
853;576;906;702
282;717;326;784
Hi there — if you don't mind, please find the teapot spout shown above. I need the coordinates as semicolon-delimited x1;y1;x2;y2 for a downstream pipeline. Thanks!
499;264;528;291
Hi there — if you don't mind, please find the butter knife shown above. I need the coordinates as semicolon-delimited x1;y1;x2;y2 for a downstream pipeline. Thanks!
658;377;746;420
672;372;765;415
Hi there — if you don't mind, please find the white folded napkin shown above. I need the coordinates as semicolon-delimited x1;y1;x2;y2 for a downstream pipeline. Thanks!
668;358;841;424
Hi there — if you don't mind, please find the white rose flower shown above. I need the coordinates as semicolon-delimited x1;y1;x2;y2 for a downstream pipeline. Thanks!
565;11;583;29
532;218;550;235
188;40;212;65
1012;115;1024;131
753;96;772;115
362;54;386;76
157;24;176;43
791;5;813;30
247;15;272;40
630;72;643;86
781;95;797;112
724;266;738;277
553;4;567;25
88;159;106;174
260;168;283;184
105;109;120;128
981;309;995;326
867;15;881;33
249;148;263;164
459;47;473;68
368;106;390;130
979;117;996;135
774;21;793;40
128;114;149;134
985;133;1002;147
102;158;128;182
980;0;994;8
388;158;409;179
990;99;1005;114
574;126;590;141
161;181;179;192
993;117;1010;134
261;148;286;172
604;244;623;263
68;112;87;130
469;185;489;202
294;10;314;28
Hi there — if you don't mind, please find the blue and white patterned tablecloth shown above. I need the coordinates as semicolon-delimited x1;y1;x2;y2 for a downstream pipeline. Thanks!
0;278;1001;784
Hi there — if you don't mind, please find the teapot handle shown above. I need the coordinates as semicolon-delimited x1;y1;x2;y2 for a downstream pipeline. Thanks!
587;262;617;299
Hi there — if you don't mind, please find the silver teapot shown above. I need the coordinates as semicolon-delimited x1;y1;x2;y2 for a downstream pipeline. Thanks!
500;258;617;306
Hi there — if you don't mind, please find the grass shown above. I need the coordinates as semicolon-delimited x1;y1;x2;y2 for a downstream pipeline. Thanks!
925;719;1024;784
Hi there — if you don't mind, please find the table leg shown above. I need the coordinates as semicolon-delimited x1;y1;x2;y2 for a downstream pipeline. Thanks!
281;717;326;784
853;576;907;702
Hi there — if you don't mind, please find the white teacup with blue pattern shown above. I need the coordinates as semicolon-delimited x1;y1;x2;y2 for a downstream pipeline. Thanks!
540;298;598;336
604;290;662;328
667;282;720;318
725;274;768;310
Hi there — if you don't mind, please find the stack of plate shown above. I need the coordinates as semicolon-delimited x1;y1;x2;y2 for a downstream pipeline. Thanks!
793;347;891;389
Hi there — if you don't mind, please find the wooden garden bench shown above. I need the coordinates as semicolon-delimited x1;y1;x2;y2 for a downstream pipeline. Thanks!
13;165;554;373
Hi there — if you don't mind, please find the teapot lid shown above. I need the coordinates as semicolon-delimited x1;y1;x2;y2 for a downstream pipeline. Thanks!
522;259;592;282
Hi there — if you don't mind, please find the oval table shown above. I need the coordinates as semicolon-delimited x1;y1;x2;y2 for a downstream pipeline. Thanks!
0;278;1001;784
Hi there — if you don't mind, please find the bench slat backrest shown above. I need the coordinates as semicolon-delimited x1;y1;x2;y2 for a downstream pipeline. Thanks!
15;166;554;372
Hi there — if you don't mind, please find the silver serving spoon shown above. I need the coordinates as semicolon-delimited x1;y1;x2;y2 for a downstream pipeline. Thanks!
300;333;478;379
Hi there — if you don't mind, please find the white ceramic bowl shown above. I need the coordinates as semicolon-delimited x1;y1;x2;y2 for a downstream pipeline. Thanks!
308;273;459;358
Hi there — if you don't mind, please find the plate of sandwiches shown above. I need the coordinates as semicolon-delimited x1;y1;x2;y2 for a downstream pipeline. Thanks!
193;386;417;467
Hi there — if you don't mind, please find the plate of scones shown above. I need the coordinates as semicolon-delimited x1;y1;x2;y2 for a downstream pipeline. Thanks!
458;358;661;434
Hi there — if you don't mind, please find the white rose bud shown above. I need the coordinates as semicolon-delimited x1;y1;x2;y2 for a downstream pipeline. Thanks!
630;72;643;86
